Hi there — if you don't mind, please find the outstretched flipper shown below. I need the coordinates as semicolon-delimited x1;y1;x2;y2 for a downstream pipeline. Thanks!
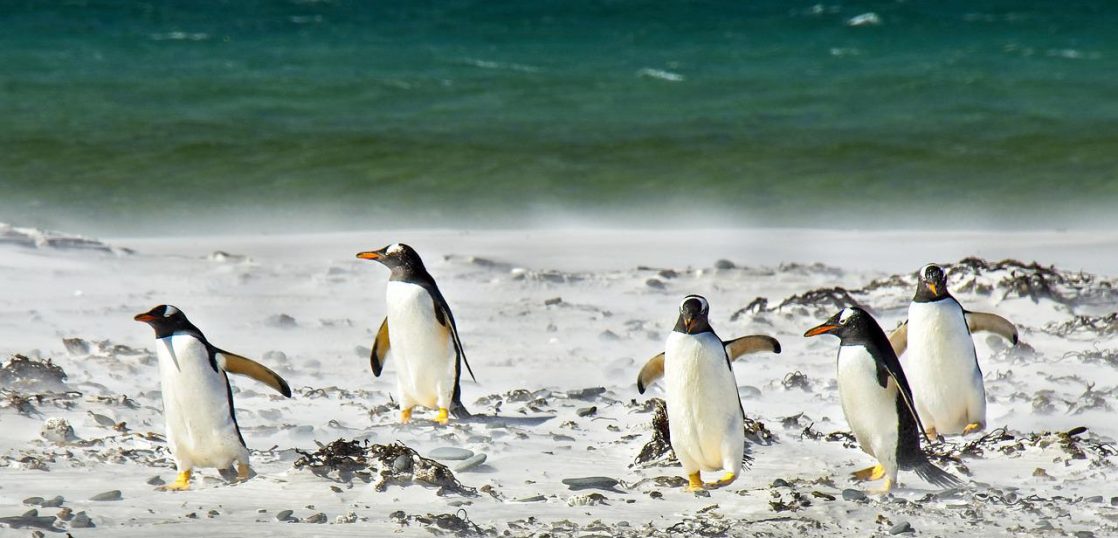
370;317;390;376
965;311;1018;344
636;334;781;393
888;321;908;357
216;351;292;397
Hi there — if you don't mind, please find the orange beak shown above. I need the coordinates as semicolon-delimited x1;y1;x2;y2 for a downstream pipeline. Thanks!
356;251;382;260
134;313;157;323
804;323;838;337
927;282;938;295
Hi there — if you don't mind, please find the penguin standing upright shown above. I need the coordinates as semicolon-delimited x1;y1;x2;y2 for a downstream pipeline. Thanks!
134;305;292;491
805;307;961;493
888;264;1018;437
357;243;475;425
636;295;781;491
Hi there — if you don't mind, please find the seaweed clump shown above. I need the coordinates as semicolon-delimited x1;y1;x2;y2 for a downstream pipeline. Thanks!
294;439;477;496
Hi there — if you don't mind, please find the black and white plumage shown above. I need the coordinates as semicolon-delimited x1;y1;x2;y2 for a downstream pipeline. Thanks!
639;295;780;491
805;307;960;493
134;305;291;491
888;264;1018;437
357;243;475;425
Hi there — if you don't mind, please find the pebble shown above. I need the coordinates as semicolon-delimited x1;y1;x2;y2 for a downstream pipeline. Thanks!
146;476;165;486
40;417;77;444
90;490;122;501
645;278;665;289
428;447;473;461
454;453;487;472
568;387;607;401
771;478;790;488
841;489;867;502
207;510;220;518
22;497;44;506
1084;495;1103;503
714;259;736;269
275;510;295;522
304;512;327;524
576;406;597;417
1111;496;1118;506
693;489;711;497
56;508;72;521
70;511;94;528
1074;532;1095;538
392;454;413;473
889;521;914;534
41;496;63;508
562;477;619;491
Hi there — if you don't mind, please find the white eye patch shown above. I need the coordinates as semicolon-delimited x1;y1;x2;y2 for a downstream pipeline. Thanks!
388;243;404;255
163;305;180;317
839;308;855;323
680;295;709;312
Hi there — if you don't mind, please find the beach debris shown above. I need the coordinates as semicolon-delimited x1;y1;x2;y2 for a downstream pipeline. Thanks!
769;490;812;512
561;477;620;492
889;521;914;534
567;492;609;506
0;513;61;531
1046;313;1118;337
39;417;77;444
390;509;494;537
841;489;867;502
770;287;866;315
294;439;477;496
0;355;68;392
275;509;295;522
266;314;298;329
303;512;327;524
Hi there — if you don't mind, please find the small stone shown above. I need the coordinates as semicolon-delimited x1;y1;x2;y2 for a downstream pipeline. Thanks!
1111;496;1118;506
1074;532;1095;538
561;477;619;491
771;478;790;488
276;510;294;522
56;507;73;521
22;497;44;506
40;496;63;508
428;447;473;461
841;489;867;502
693;489;711;497
31;531;44;538
544;297;563;306
1084;495;1103;503
303;512;327;524
207;510;220;518
576;406;597;417
649;491;663;499
645;278;665;289
392;454;413;473
146;476;165;486
889;521;914;534
714;259;736;270
267;314;298;328
336;511;358;524
90;490;121;501
454;453;487;472
567;387;607;401
184;512;198;519
70;511;94;528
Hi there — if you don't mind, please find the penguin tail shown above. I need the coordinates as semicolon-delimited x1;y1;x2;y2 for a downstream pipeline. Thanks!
913;460;963;489
450;401;471;419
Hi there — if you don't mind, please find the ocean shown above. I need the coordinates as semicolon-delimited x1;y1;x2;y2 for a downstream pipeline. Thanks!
1;0;1115;233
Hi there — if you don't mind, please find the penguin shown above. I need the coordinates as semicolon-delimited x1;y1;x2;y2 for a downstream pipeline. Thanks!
805;307;961;494
134;305;292;491
888;263;1018;437
356;243;475;425
637;295;781;491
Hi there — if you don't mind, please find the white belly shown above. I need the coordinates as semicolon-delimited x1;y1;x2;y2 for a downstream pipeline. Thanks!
156;334;246;469
385;281;455;408
905;300;984;433
663;332;744;473
836;345;900;470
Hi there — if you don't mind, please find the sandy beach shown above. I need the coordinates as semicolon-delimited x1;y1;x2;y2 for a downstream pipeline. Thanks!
1;226;1116;536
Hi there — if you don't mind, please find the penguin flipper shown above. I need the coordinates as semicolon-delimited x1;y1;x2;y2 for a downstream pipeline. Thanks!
887;320;909;357
371;317;390;376
965;311;1018;344
216;351;292;397
636;353;665;394
723;334;781;361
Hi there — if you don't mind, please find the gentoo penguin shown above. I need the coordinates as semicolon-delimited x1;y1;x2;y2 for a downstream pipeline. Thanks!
637;295;781;491
888;263;1018;437
805;307;961;493
134;305;291;491
356;243;475;425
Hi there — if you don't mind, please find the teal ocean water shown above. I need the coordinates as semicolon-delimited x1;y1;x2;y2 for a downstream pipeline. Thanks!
1;1;1116;232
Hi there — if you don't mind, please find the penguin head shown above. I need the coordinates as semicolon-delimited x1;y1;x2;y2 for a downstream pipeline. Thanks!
915;263;949;301
134;304;195;338
804;306;874;343
674;295;712;335
356;243;426;278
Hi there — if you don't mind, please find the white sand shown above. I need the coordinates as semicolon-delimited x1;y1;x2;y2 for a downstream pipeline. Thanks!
1;227;1116;536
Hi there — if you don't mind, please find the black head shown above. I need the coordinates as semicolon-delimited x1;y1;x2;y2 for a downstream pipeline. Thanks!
356;243;428;280
134;304;198;339
803;306;877;345
673;295;713;335
914;263;949;302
